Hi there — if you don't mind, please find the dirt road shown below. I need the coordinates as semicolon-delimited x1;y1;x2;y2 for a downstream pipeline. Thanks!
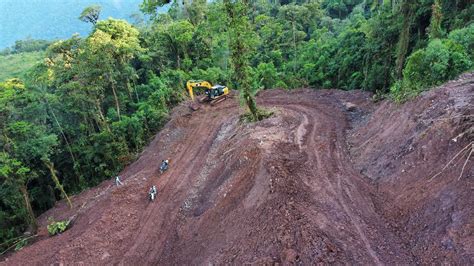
2;73;472;265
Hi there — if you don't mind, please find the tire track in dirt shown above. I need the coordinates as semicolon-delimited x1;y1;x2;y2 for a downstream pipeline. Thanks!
335;173;382;265
121;104;235;264
292;105;382;265
138;116;206;223
122;119;208;261
304;107;384;265
260;98;391;264
295;112;309;149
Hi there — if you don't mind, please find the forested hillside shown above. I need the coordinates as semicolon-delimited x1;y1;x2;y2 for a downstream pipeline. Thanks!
0;52;45;82
0;39;53;81
1;0;473;254
0;0;146;49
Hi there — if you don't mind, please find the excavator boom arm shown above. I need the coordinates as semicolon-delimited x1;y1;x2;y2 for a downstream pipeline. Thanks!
186;80;212;101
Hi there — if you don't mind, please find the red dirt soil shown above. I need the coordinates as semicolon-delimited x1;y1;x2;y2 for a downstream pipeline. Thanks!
1;73;473;265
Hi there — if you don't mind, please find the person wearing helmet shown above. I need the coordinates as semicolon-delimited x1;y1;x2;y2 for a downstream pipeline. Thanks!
160;159;169;173
149;185;157;201
115;175;123;186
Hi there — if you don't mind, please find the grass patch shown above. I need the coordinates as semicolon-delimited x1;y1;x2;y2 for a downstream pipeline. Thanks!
240;108;274;123
0;51;45;81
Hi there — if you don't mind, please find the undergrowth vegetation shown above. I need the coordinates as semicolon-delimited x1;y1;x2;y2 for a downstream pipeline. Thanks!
47;218;70;236
391;24;474;102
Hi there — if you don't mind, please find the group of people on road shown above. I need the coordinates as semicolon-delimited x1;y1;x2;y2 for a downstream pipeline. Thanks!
113;159;171;202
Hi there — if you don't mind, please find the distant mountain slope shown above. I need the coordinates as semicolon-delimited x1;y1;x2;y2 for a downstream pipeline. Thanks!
0;0;148;49
0;51;44;81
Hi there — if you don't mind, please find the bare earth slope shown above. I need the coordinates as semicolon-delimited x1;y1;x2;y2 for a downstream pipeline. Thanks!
2;73;473;265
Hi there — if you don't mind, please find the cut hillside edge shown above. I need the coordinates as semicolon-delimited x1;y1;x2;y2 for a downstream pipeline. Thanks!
348;71;474;264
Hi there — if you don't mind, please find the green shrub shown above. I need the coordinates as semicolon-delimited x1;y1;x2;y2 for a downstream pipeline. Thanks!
189;67;227;85
391;35;472;102
47;218;70;236
14;238;28;251
256;62;279;89
448;24;474;61
275;80;288;89
240;108;273;123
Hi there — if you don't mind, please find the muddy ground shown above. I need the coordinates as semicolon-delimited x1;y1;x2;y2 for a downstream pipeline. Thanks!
2;73;473;265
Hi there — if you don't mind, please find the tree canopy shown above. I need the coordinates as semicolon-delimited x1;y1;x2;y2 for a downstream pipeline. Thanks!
79;5;102;25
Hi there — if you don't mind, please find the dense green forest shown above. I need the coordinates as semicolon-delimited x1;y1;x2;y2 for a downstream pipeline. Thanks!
1;0;473;252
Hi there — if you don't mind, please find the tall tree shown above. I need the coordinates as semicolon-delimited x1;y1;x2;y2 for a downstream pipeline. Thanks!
278;4;310;75
395;0;414;78
428;0;444;40
0;153;37;232
141;0;172;15
79;5;102;25
224;0;265;121
185;0;208;26
86;19;142;120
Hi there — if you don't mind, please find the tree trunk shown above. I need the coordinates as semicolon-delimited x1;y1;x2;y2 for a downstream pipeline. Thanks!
47;103;77;165
110;80;121;121
292;20;297;76
95;98;110;132
44;160;73;209
19;185;37;232
133;83;140;103
177;53;181;69
395;0;413;78
48;105;80;185
224;0;262;121
428;0;443;40
244;90;258;121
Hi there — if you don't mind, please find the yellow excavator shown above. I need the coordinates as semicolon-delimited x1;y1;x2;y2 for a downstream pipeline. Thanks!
186;80;230;105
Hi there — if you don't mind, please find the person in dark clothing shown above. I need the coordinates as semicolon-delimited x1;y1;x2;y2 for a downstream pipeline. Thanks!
160;159;169;173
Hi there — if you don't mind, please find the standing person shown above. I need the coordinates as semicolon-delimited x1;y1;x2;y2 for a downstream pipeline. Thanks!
160;159;169;173
149;185;157;201
115;175;123;186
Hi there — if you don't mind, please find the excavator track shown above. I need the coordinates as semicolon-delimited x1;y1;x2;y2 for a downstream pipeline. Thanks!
210;95;228;105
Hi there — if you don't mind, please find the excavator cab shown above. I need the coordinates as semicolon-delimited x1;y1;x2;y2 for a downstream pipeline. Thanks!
205;85;228;100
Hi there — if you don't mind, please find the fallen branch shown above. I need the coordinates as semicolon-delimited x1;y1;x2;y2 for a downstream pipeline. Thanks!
222;148;235;156
0;235;38;256
429;141;473;181
459;144;473;180
0;235;25;248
